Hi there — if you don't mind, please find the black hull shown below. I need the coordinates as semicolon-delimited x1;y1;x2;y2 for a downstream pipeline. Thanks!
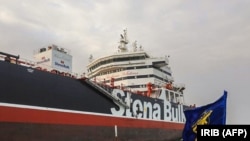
0;61;116;114
0;61;185;140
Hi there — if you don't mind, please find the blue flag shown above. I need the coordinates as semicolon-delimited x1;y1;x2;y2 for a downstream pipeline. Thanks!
182;91;227;141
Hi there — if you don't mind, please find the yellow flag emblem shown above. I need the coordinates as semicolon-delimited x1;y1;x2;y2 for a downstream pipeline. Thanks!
192;110;213;133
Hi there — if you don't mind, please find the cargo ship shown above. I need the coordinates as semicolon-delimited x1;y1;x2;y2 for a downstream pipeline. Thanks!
0;30;189;141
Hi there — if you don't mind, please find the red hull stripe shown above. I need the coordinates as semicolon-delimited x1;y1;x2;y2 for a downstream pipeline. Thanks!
0;105;184;130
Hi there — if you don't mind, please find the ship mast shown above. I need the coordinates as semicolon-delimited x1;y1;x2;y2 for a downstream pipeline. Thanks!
118;29;129;52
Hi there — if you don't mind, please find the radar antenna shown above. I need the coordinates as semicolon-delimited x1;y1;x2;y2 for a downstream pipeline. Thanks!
118;29;129;52
89;54;94;62
132;40;137;52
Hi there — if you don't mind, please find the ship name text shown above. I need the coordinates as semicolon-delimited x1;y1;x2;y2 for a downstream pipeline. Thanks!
110;89;185;122
37;58;50;64
55;62;70;69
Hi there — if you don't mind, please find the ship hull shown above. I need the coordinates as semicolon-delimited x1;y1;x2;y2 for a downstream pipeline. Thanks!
0;61;184;140
0;123;182;141
0;105;183;141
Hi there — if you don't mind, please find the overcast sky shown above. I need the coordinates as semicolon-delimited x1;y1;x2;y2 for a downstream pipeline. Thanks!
1;0;250;124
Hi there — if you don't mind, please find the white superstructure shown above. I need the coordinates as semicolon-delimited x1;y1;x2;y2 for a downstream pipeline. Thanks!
34;44;72;73
87;30;185;97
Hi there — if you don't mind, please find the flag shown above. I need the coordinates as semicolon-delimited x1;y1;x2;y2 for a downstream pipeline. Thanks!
182;91;227;141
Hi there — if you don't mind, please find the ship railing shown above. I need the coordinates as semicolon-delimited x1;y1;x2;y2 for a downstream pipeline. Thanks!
84;79;129;108
0;52;20;64
164;88;185;105
0;52;38;67
32;62;79;79
33;44;71;55
0;52;79;79
173;83;185;94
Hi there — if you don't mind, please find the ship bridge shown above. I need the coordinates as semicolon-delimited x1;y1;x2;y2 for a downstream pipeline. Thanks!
86;30;175;95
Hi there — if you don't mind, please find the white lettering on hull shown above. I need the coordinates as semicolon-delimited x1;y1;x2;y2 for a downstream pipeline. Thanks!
110;89;186;122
